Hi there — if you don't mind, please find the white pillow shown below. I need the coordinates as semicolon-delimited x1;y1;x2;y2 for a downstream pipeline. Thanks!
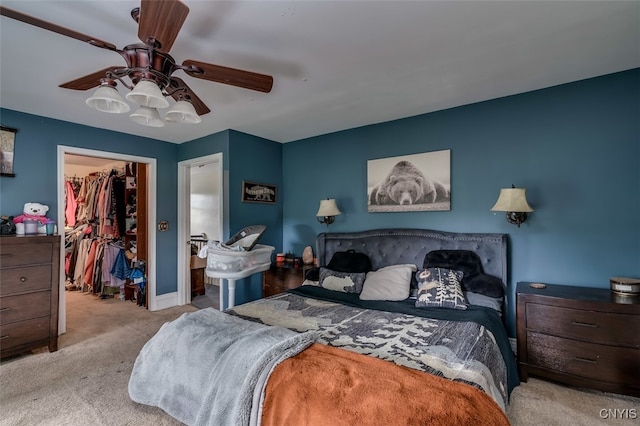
359;264;417;301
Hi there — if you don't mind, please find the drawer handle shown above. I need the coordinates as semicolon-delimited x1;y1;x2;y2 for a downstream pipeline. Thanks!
573;356;598;365
571;321;597;328
0;335;9;340
19;276;27;283
0;307;10;313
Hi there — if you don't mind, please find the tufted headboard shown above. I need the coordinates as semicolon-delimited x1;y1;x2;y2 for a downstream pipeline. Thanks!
316;228;508;289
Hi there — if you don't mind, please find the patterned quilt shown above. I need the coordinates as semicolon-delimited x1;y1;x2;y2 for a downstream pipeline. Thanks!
228;287;517;411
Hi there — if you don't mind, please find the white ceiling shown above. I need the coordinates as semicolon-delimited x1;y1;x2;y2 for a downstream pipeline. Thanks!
1;1;638;144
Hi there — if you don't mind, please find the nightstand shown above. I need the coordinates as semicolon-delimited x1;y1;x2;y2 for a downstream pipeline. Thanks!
516;282;640;397
262;263;312;297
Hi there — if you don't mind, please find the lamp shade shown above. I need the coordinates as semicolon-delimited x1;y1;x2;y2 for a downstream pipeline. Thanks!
86;85;130;113
165;100;202;124
125;80;169;109
491;188;533;212
316;199;341;217
129;106;165;127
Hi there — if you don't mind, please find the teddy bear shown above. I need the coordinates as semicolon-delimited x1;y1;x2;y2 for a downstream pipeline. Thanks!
13;202;50;234
369;160;450;206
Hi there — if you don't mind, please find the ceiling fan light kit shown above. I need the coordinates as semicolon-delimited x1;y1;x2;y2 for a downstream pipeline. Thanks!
165;100;201;124
125;79;170;110
85;84;131;114
1;0;274;128
130;106;165;128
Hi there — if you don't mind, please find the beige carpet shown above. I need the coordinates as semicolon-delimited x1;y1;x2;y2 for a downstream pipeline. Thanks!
1;290;638;425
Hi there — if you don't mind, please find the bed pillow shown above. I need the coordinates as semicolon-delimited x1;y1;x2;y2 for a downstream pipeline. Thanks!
462;273;505;298
327;250;372;273
464;291;503;314
415;267;467;310
359;264;417;301
319;267;365;293
423;249;504;298
305;267;320;281
423;250;483;278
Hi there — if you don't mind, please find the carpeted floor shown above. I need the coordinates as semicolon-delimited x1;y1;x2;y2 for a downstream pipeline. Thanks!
1;290;638;425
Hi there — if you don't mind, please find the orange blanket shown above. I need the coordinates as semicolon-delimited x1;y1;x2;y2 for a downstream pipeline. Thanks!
262;343;509;426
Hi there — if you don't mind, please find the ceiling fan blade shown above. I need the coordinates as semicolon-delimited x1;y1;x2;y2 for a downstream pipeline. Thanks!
59;67;123;91
137;0;189;53
168;78;211;116
182;60;274;93
0;6;117;51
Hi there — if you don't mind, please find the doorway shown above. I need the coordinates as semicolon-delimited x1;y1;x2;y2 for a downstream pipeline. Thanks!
177;153;224;308
56;146;157;334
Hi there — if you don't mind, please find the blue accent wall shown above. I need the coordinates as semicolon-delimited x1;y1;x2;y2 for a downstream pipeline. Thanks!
0;110;180;295
1;68;637;333
177;130;283;308
282;69;639;335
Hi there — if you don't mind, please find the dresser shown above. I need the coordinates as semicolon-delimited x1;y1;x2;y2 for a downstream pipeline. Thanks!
262;263;311;297
516;282;640;396
1;235;60;359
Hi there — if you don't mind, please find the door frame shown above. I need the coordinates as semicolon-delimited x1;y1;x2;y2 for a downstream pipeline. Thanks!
56;145;157;334
177;153;224;306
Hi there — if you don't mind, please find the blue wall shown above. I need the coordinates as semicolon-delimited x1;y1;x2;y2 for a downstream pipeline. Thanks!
1;69;637;331
178;130;284;308
282;68;639;335
0;110;181;295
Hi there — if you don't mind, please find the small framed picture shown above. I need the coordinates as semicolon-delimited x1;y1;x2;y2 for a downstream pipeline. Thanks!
241;180;277;204
1;126;17;177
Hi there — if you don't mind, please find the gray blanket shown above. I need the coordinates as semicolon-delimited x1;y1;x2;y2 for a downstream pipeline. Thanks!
128;308;316;426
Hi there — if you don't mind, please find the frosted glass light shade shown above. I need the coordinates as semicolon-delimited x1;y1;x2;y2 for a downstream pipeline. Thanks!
165;100;201;124
125;80;169;109
491;188;534;212
86;85;130;113
130;106;165;127
316;199;342;217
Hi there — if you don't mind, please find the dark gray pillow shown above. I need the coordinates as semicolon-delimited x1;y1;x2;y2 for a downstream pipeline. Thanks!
463;273;504;298
319;267;365;293
424;249;504;298
423;250;483;277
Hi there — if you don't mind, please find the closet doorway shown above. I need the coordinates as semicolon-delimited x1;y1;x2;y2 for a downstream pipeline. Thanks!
177;153;224;308
56;146;157;335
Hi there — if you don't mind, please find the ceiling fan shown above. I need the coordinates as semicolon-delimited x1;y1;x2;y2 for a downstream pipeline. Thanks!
0;0;274;126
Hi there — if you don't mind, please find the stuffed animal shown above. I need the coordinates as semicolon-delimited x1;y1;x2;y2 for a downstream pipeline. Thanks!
13;202;50;234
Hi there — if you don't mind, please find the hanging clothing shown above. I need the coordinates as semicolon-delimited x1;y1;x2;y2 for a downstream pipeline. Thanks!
65;180;78;227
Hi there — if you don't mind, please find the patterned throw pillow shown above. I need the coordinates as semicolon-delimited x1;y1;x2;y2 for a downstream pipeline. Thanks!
319;267;366;293
414;267;467;310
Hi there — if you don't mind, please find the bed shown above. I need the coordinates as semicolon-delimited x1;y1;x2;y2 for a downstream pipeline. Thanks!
129;228;519;425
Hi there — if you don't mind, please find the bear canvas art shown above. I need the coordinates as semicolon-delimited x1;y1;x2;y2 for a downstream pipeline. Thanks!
368;150;451;212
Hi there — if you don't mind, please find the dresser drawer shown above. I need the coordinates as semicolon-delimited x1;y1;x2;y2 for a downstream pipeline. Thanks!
526;303;639;347
0;316;51;352
0;265;52;296
0;291;51;325
0;242;54;267
527;332;640;387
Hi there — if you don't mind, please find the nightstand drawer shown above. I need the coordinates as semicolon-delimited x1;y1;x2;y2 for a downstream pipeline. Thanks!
0;291;51;325
526;303;639;347
528;332;640;387
263;264;309;297
0;265;52;296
